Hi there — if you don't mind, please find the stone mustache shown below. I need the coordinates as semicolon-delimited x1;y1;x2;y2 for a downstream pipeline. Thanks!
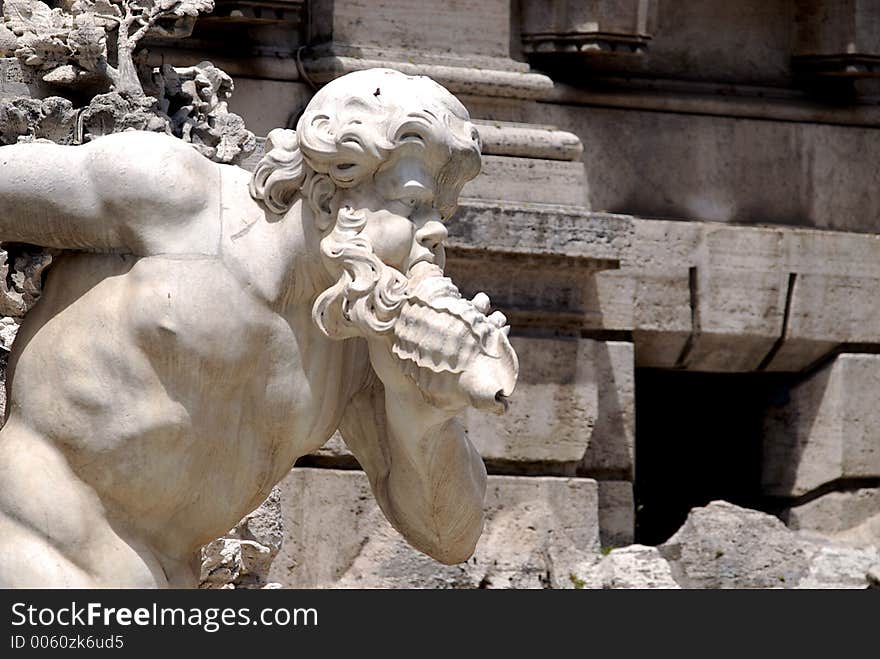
0;68;518;587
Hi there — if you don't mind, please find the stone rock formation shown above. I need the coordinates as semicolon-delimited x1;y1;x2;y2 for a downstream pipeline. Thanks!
0;0;255;164
200;488;283;589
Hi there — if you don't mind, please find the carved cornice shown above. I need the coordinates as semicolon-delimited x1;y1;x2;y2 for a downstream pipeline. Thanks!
793;0;880;80
199;0;305;25
448;200;630;267
302;55;554;101
474;120;583;162
522;32;650;56
792;55;880;79
520;0;654;58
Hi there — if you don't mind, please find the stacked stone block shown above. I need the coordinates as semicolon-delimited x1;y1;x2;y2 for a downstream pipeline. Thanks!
764;354;880;542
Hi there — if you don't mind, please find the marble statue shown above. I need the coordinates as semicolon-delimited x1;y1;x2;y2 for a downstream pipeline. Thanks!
0;67;518;587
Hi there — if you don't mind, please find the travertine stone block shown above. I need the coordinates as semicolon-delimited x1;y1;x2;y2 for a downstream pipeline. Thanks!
597;480;635;547
784;487;880;537
311;338;634;475
588;218;880;372
581;343;635;476
448;201;630;262
464;338;633;474
540;103;880;234
763;354;880;497
328;0;513;60
462;155;586;206
593;218;788;370
594;220;700;365
766;230;880;371
269;468;600;589
682;225;787;371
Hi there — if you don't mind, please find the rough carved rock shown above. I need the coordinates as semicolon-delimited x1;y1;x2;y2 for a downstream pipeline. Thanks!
199;488;283;589
658;500;879;589
577;545;680;589
2;0;212;95
271;469;595;589
0;0;255;163
0;95;76;143
0;245;53;319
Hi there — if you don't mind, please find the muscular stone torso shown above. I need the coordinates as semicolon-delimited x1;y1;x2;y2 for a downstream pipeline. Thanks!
5;247;361;566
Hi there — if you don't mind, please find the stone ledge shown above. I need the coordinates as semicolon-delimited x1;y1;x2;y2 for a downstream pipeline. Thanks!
303;56;555;100
448;200;631;264
269;468;600;588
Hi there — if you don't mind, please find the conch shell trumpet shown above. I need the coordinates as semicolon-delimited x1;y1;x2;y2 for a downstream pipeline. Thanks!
391;262;518;414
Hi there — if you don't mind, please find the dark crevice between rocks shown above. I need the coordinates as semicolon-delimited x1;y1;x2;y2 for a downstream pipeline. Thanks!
634;368;797;545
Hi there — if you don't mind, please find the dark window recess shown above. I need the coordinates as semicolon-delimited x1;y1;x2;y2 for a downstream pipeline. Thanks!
634;368;793;545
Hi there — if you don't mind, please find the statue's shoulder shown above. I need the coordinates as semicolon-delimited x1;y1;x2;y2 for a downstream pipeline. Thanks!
88;130;205;157
85;131;221;210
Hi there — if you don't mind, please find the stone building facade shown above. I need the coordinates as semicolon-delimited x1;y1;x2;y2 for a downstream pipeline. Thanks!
3;0;879;587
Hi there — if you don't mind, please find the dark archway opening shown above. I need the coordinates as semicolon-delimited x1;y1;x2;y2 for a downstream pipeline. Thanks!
634;368;793;545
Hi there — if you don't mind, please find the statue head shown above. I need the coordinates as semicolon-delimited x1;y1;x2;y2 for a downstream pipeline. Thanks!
249;68;482;340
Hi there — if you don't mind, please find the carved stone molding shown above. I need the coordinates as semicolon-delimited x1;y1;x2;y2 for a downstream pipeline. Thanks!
793;0;880;78
301;54;554;101
473;120;583;161
520;0;654;57
205;0;304;24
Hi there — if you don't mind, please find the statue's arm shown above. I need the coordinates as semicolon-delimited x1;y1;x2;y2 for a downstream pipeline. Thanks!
0;132;219;254
338;367;486;565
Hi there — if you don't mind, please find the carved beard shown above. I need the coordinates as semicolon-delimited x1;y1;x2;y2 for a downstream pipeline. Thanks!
312;206;409;340
312;207;518;413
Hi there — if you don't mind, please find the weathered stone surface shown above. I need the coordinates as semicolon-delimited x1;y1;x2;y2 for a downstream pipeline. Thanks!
582;343;634;476
447;202;631;264
682;225;787;371
200;488;283;589
227;77;312;137
597;481;634;547
539;101;880;234
328;0;514;60
462;155;586;207
577;545;680;590
0;245;52;317
310;338;634;476
474;121;583;161
767;230;880;371
763;354;880;497
590;219;789;370
784;488;880;538
270;468;600;589
660;501;807;588
583;217;880;372
659;501;880;589
464;338;632;470
797;544;880;589
0;95;76;144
